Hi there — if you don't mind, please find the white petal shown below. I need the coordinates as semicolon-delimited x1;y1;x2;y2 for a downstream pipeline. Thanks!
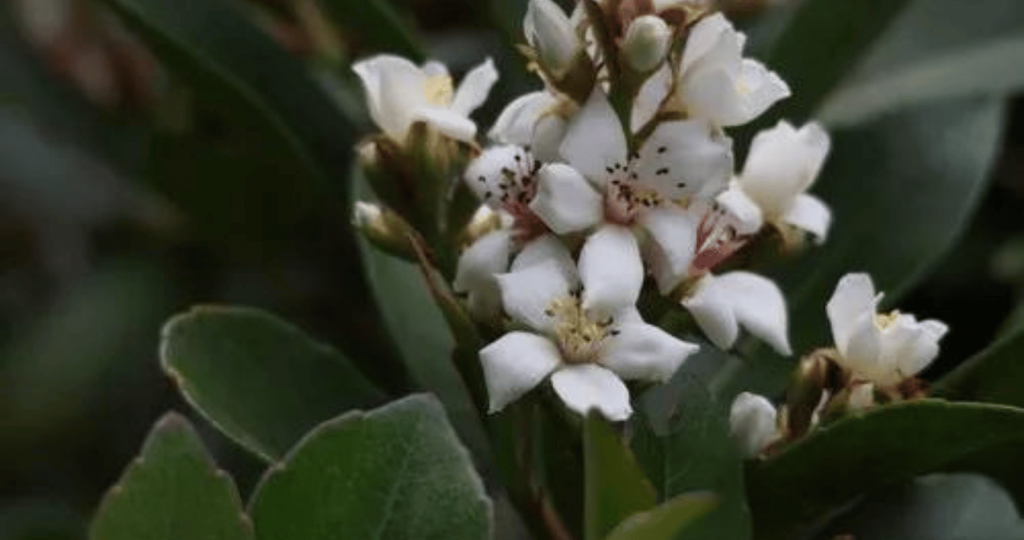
353;55;426;140
480;332;562;412
532;114;569;163
712;271;792;356
729;59;791;126
679;13;734;74
739;121;830;216
634;119;734;199
559;89;628;184
579;225;644;318
920;319;950;340
454;228;512;293
729;392;779;458
550;364;632;421
463;145;531;205
640;205;698;294
716;184;764;235
882;315;946;382
421;60;450;77
497;259;573;332
631;63;672;131
683;275;739;350
826;273;878;355
782;193;831;242
529;163;604;234
599;322;698;382
412;106;477;142
489;91;557;145
451;58;499;116
511;234;577;283
842;311;884;380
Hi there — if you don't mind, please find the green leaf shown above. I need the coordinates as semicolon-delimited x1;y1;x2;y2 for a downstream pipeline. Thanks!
935;325;1024;407
160;306;387;462
319;0;424;60
631;366;751;540
746;400;1024;540
763;0;911;122
584;413;657;540
99;0;356;232
603;493;718;540
89;413;254;540
820;0;1024;126
816;473;1024;540
249;394;492;540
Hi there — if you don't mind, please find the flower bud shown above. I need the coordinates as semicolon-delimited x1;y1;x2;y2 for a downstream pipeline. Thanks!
524;0;581;76
622;15;671;73
729;392;779;458
353;202;418;260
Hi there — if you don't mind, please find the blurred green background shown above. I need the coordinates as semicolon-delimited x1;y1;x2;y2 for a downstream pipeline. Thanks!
2;0;1024;538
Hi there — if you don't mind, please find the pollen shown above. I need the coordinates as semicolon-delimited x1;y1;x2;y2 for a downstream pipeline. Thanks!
545;296;614;364
874;310;901;330
423;75;454;106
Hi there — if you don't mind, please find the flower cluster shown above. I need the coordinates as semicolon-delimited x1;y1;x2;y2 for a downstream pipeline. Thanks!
350;0;945;425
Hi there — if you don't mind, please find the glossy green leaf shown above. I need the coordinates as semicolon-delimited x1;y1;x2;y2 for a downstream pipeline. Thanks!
815;473;1024;540
603;493;718;540
763;0;911;122
584;413;657;540
631;366;751;540
746;400;1024;540
160;306;387;462
249;394;492;540
89;413;254;540
935;326;1024;407
820;0;1024;126
319;0;424;60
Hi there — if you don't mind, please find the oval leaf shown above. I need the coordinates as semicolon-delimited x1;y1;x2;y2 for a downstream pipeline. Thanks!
604;493;718;540
746;400;1024;540
89;413;253;540
161;306;387;462
248;394;492;540
584;412;657;540
935;326;1024;407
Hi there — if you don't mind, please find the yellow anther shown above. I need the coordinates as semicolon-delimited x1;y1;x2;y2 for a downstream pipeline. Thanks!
874;310;901;330
546;296;613;364
423;75;454;106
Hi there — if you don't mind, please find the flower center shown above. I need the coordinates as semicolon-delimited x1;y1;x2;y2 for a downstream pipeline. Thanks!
690;202;751;275
605;157;668;224
544;294;617;364
874;310;901;331
423;75;453;106
474;147;545;242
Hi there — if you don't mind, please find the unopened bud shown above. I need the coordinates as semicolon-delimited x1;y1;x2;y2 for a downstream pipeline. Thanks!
785;353;834;439
525;0;581;76
730;392;779;458
353;202;418;260
623;15;671;72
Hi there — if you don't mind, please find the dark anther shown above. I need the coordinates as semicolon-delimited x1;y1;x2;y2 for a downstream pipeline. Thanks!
656;168;670;175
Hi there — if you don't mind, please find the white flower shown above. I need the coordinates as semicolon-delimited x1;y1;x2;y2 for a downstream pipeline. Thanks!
719;121;832;242
488;91;568;163
622;15;672;73
729;392;780;458
682;271;791;356
353;55;498;143
480;227;699;420
826;273;949;386
541;89;732;275
634;13;789;128
524;0;582;76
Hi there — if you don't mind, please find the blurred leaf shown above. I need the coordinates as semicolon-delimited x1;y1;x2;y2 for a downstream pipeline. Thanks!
631;365;751;540
934;325;1024;407
160;306;388;462
89;413;254;540
0;263;171;435
815;473;1024;540
819;0;1024;126
99;0;356;241
763;0;911;122
603;493;718;540
746;400;1024;540
359;243;491;460
584;413;657;540
248;394;492;540
318;0;424;60
722;96;1008;398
